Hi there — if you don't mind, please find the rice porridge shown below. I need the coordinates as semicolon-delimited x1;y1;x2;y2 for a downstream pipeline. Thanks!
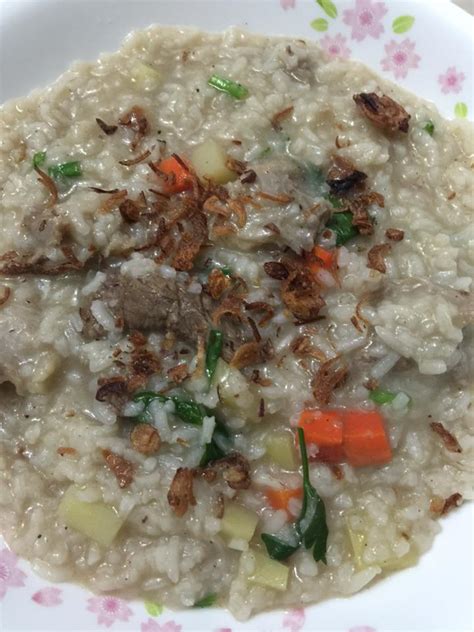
0;26;472;619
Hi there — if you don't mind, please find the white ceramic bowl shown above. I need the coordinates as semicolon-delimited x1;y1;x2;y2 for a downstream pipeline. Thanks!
0;1;472;631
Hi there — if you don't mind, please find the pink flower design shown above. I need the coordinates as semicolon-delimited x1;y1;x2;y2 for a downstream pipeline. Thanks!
215;629;233;632
280;0;296;9
381;39;420;79
320;34;351;59
438;67;465;94
87;596;133;628
32;587;63;607
283;608;306;632
348;628;377;632
0;548;27;600
141;620;182;632
343;0;387;41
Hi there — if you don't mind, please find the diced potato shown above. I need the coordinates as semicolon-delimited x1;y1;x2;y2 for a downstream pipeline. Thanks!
220;502;259;547
131;61;161;90
265;432;297;470
191;139;236;184
58;486;125;546
346;516;418;571
213;359;259;420
246;550;289;591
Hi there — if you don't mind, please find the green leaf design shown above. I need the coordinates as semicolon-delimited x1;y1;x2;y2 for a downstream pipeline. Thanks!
316;0;338;19
310;18;329;32
392;15;415;34
144;601;163;617
454;102;468;119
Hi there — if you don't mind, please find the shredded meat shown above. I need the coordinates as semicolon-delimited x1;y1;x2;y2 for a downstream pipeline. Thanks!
353;93;411;133
367;243;391;273
167;467;196;517
385;228;405;241
326;156;367;195
271;105;294;131
230;340;273;369
282;269;325;322
167;363;189;384
119;105;149;150
96;117;118;135
263;261;289;280
102;449;134;488
312;356;348;405
430;422;462;453
0;286;11;307
95;376;129;410
130;423;161;455
207;268;231;300
34;166;58;207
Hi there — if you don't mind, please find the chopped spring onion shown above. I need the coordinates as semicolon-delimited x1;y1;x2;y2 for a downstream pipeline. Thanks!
48;161;82;179
423;121;435;136
208;74;249;100
369;389;397;405
323;192;344;208
32;151;46;168
193;593;217;608
326;211;358;246
261;427;328;563
205;329;223;382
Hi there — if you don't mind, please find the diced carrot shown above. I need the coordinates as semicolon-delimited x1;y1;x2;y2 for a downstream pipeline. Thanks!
342;410;392;467
298;409;344;447
266;487;303;512
313;246;336;269
313;444;346;463
154;155;193;194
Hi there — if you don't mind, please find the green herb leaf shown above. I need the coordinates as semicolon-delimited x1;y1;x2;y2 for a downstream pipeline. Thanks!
259;147;272;158
310;18;329;32
423;121;435;136
316;0;338;19
326;211;358;246
261;533;300;561
32;151;46;168
193;594;217;608
144;600;163;616
133;391;209;426
133;391;167;407
392;15;415;34
48;161;82;179
296;427;328;563
454;102;468;119
302;163;327;196
369;389;396;405
208;74;249;100
205;329;223;382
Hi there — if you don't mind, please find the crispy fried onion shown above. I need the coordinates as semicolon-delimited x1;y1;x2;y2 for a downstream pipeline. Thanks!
349;192;385;236
119;148;152;166
245;301;274;326
200;453;251;490
263;261;289;280
99;189;128;214
312;356;349;405
0;249;85;276
207;268;231;300
96;117;118;135
385;228;405;241
430;422;462;453
212;296;244;326
119;193;147;222
282;269;325;322
34;166;58;207
230;339;274;369
0;286;11;307
225;157;247;175
102;449;134;488
96;375;129;410
167;363;189;384
271;105;294;131
172;211;208;271
167;467;196;516
326;156;367;195
367;243;391;273
119;105;149;150
290;334;327;362
353;93;411;133
430;492;463;516
130;423;161;455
